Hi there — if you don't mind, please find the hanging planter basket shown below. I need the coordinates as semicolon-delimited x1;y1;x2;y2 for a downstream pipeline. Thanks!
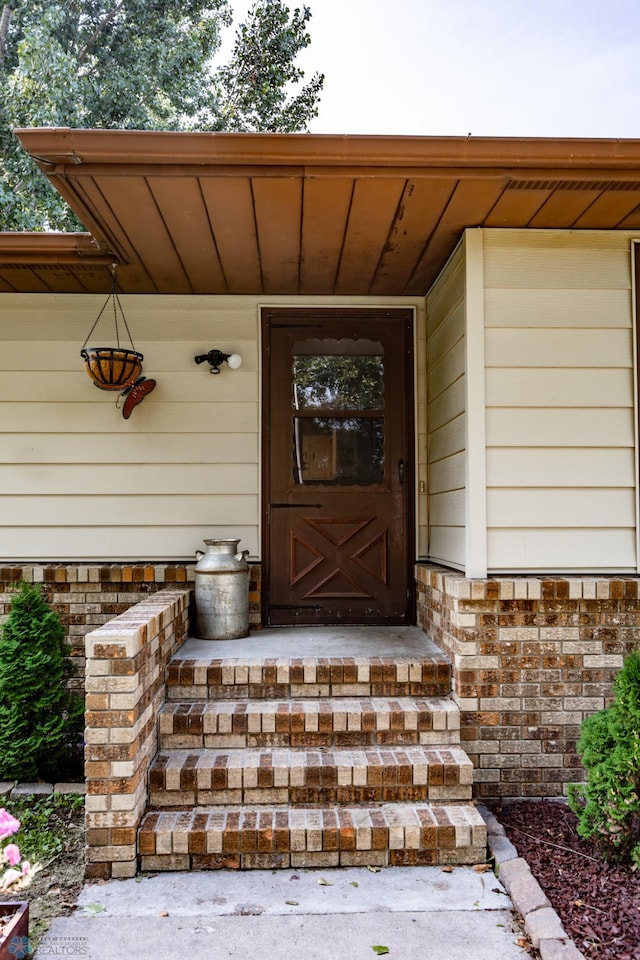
81;265;146;392
80;346;143;391
80;265;156;418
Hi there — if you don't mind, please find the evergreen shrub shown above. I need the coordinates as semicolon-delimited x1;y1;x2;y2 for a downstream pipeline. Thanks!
568;649;640;867
0;582;84;781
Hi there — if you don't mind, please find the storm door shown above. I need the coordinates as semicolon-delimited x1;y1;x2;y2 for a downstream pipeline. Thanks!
262;309;414;625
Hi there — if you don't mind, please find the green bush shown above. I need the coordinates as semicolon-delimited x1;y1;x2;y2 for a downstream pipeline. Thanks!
0;582;84;781
568;648;640;867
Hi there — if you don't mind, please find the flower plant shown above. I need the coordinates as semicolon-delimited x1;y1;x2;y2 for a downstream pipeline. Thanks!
0;808;32;891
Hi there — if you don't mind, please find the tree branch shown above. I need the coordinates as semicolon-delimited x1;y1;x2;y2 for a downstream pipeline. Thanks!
77;0;126;65
0;4;13;62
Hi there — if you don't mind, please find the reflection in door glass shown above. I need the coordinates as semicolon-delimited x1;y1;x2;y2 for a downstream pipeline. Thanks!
294;417;384;485
292;352;384;411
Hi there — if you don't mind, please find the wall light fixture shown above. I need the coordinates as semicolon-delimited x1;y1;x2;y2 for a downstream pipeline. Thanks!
194;349;243;374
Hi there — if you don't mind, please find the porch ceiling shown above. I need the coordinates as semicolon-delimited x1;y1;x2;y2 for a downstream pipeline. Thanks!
3;129;640;296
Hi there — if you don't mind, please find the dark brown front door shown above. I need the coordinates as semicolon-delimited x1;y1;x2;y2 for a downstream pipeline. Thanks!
262;309;414;625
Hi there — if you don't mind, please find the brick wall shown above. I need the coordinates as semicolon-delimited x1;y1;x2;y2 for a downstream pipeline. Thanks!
415;564;639;801
84;588;191;879
7;559;632;811
0;563;262;695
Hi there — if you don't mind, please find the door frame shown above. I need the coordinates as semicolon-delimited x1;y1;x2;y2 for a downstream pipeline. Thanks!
260;306;416;626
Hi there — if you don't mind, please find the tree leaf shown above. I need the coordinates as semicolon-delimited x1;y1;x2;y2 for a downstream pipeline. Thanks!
350;881;359;887
285;900;298;906
371;946;389;955
83;902;105;914
317;877;333;886
366;865;381;873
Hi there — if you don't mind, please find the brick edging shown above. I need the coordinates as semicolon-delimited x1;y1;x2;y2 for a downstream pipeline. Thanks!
0;782;85;799
478;804;586;960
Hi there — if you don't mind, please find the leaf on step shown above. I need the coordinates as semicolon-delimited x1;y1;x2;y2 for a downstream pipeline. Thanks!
366;865;381;873
473;864;491;873
350;881;359;888
515;938;528;949
83;902;105;914
159;911;169;917
441;866;454;873
496;923;505;928
371;946;389;955
285;900;299;906
317;877;333;886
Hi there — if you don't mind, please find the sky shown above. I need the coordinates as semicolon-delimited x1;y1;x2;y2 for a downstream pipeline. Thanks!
229;0;640;138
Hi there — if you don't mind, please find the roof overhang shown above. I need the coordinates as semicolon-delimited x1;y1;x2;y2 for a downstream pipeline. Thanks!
3;129;640;295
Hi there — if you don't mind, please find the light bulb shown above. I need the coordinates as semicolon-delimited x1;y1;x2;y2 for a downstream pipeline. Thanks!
228;353;242;369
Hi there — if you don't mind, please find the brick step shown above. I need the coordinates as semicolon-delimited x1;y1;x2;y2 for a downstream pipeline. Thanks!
148;745;473;807
138;802;487;870
166;653;451;701
158;696;460;750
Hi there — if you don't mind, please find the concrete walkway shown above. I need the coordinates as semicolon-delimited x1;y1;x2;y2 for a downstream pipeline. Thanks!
35;865;530;960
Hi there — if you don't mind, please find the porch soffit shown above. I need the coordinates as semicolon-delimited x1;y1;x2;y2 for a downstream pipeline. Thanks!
2;129;640;295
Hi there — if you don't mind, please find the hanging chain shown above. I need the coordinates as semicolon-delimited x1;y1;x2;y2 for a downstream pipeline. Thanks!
112;278;120;348
81;263;136;351
114;291;136;351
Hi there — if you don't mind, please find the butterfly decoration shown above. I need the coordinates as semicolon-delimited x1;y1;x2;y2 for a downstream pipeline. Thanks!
117;376;157;420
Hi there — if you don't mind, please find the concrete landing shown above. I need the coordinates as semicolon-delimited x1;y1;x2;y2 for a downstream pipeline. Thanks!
36;866;530;960
180;626;442;660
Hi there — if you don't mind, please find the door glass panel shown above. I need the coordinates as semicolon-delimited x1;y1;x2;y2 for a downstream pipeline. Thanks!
293;355;384;410
294;417;384;485
292;338;384;412
291;337;385;486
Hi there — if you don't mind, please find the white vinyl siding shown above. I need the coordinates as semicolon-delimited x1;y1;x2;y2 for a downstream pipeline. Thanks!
0;294;423;562
426;244;466;569
482;229;638;573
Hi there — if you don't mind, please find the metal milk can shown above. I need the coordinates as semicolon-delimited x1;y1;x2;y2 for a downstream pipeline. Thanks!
194;539;250;639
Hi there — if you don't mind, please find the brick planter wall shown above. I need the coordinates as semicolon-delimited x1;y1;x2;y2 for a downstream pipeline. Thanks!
84;588;190;879
0;563;262;695
416;564;639;801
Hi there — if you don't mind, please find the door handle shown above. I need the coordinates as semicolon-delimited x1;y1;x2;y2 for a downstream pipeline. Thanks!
398;460;405;485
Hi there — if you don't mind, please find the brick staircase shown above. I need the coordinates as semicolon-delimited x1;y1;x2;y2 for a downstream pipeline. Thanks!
137;631;486;870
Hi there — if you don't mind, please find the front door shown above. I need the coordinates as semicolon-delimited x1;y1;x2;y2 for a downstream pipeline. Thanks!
262;308;414;625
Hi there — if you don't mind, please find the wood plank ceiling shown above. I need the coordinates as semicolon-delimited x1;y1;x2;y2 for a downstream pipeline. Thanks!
3;129;640;295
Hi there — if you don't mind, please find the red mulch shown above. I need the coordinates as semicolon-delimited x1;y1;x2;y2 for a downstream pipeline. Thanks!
497;800;640;960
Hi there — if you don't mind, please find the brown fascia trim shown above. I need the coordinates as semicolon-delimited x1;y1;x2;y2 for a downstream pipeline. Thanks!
14;128;640;175
0;232;114;264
